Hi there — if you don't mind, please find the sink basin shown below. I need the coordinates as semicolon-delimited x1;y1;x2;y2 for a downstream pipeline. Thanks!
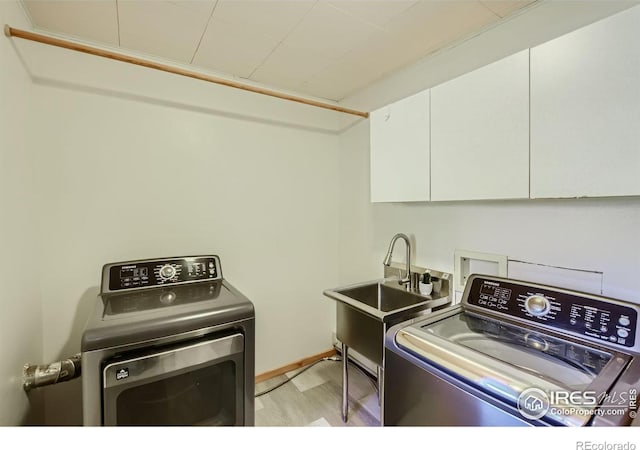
335;282;428;312
324;278;452;366
324;278;451;322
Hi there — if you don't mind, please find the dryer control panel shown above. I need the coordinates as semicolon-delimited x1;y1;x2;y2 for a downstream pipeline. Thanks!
102;256;221;293
464;275;638;350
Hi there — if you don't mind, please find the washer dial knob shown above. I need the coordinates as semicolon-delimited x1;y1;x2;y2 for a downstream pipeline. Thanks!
159;264;176;280
525;295;550;317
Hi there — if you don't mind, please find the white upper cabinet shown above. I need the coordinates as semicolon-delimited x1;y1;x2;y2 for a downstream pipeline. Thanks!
530;6;640;198
370;90;430;202
430;50;530;201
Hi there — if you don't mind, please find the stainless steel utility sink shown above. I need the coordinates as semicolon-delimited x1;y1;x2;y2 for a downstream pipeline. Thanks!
323;277;452;370
324;279;451;323
325;277;452;423
334;282;437;313
323;245;454;424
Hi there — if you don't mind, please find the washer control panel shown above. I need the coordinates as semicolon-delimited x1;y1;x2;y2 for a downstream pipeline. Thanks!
105;256;221;292
465;275;638;349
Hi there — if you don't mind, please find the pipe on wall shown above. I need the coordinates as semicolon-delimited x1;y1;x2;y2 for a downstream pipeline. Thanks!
23;354;82;391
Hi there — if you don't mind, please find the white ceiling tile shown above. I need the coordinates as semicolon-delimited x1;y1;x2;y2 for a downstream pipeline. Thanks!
480;0;537;18
384;1;500;57
327;0;417;28
118;0;215;63
21;0;544;101
305;1;505;100
192;18;281;78
250;44;336;91
303;66;370;101
301;82;352;102
283;1;384;59
167;0;218;15
24;0;119;45
250;76;305;95
212;0;316;41
303;31;426;100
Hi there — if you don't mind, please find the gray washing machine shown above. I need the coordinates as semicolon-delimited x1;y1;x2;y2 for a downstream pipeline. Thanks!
384;274;639;426
81;255;255;426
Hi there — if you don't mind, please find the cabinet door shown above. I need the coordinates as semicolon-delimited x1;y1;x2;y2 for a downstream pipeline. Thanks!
430;50;530;201
370;90;430;202
530;6;640;198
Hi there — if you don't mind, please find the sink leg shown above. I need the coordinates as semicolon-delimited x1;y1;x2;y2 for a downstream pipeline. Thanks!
377;365;383;406
342;343;348;423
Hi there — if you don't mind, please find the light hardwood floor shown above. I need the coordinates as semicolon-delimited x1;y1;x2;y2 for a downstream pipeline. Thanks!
254;358;380;426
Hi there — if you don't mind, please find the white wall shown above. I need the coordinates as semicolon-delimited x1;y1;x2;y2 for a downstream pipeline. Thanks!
338;121;640;304
29;81;341;363
6;30;342;423
0;1;43;425
31;79;340;356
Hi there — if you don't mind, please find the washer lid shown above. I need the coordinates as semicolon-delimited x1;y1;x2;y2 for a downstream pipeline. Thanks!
396;311;631;426
426;312;612;389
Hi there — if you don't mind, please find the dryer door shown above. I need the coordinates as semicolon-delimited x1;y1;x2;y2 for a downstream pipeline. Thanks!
102;333;244;426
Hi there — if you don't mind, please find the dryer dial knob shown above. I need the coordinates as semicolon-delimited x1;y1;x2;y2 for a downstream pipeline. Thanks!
159;264;176;280
525;295;550;317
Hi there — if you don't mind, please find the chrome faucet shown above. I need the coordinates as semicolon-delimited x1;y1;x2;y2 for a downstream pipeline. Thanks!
383;233;412;289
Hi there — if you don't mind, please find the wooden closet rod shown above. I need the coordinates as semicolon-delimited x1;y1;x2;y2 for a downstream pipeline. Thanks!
4;25;369;119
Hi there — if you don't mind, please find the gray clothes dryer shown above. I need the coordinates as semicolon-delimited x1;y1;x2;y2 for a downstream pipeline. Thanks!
81;255;255;426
